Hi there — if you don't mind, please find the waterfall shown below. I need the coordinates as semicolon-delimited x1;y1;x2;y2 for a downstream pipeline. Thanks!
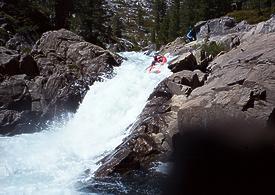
0;52;172;194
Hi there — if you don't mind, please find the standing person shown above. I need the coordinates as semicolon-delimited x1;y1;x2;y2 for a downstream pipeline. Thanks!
186;26;197;42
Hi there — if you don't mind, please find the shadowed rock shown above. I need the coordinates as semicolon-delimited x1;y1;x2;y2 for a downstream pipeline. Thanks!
168;53;198;73
0;47;20;75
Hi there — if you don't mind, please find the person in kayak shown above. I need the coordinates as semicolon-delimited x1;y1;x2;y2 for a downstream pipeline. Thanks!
146;54;167;73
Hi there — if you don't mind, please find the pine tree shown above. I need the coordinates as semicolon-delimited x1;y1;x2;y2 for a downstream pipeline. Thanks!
159;13;170;44
111;14;122;38
137;4;145;27
55;0;73;29
168;0;180;41
151;0;167;47
72;0;109;46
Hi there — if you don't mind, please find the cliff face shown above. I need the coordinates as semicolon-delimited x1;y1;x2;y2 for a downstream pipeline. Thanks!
0;29;122;135
95;16;275;177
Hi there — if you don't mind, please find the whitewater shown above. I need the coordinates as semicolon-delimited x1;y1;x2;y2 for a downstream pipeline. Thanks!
0;52;172;194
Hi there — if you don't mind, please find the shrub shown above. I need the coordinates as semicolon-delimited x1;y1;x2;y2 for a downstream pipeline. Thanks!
201;41;227;58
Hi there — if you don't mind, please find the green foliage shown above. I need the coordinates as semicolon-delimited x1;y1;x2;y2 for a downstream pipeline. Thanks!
201;41;228;57
168;0;180;41
131;44;142;51
137;5;145;26
151;0;234;48
0;1;52;35
151;0;167;47
55;0;73;29
227;7;275;24
0;11;17;25
71;0;110;46
16;25;39;33
111;14;123;38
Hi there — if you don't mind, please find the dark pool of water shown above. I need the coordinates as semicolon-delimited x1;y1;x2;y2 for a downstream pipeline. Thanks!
77;170;167;194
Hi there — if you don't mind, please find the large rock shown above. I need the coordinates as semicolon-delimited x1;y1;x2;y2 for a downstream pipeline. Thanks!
29;29;122;119
177;33;275;131
242;15;275;40
168;53;198;73
196;16;252;40
168;70;207;95
0;29;122;135
160;37;191;55
32;29;121;77
197;17;233;38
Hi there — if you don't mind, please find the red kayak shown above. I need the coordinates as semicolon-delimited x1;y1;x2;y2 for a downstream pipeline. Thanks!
147;55;167;74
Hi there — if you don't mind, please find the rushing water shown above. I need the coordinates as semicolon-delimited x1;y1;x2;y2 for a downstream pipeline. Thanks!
0;52;172;194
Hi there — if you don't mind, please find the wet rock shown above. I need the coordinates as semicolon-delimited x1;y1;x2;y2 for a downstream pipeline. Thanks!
0;109;41;135
0;110;22;134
